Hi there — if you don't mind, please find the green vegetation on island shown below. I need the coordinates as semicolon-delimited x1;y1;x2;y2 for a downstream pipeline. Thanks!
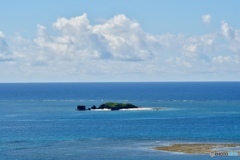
98;102;138;110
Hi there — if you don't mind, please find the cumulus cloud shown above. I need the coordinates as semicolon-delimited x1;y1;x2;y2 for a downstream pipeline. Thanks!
33;13;218;65
0;31;13;62
180;33;215;63
212;56;232;64
221;21;235;40
221;21;240;52
166;57;192;68
0;32;8;54
35;14;157;61
202;14;211;24
0;31;5;38
183;44;197;53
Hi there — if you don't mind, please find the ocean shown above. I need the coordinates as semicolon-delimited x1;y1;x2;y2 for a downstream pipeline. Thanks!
0;82;240;159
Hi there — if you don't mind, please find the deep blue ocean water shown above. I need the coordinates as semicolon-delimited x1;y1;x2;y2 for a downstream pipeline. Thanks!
0;82;240;160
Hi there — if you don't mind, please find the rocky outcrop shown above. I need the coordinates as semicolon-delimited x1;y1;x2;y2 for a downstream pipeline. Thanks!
77;105;86;111
91;105;97;109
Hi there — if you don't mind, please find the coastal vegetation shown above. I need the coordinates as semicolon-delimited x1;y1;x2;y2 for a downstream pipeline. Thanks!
98;102;138;110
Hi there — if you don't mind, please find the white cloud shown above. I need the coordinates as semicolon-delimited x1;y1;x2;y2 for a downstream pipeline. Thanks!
0;31;5;38
0;32;11;57
92;14;158;60
166;57;192;68
212;55;240;65
53;13;90;35
33;13;217;64
180;34;216;61
202;14;211;24
0;33;14;63
212;56;232;64
183;44;198;53
0;33;7;53
221;21;240;53
34;14;158;61
221;21;235;40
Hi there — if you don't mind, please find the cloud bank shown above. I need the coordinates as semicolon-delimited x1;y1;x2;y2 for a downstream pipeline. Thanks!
1;13;240;82
35;14;157;61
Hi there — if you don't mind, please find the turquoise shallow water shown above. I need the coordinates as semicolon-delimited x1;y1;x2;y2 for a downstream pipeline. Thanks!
0;82;240;159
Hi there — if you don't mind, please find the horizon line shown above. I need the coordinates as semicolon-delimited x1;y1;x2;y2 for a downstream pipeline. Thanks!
0;81;240;84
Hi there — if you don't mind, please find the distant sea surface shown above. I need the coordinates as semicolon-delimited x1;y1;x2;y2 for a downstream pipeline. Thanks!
1;82;240;160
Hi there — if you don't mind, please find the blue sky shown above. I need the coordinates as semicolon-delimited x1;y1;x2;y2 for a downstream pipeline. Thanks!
2;0;239;36
0;0;240;82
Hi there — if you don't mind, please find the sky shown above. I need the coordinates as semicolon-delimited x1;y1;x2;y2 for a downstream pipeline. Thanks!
0;0;240;82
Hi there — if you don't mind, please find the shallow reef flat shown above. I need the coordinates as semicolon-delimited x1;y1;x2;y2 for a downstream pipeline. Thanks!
154;143;240;154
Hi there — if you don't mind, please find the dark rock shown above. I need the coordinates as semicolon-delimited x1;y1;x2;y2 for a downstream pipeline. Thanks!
77;105;86;111
111;107;120;111
91;105;97;109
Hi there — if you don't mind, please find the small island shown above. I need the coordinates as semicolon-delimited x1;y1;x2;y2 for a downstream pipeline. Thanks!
77;102;156;111
98;102;138;110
